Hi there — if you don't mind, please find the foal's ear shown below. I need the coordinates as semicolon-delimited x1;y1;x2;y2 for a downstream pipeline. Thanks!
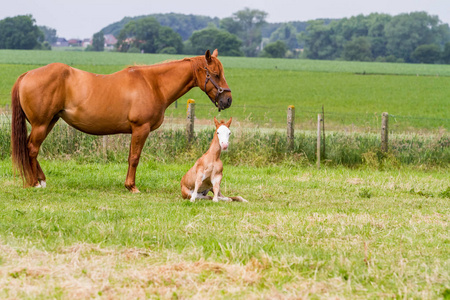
212;49;218;57
226;117;232;128
214;116;219;127
205;50;212;64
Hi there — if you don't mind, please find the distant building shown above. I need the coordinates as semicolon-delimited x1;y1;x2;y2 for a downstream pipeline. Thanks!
104;34;117;50
53;37;68;47
82;38;91;47
68;39;82;47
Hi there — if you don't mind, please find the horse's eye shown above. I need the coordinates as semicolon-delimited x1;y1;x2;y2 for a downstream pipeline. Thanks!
217;131;219;135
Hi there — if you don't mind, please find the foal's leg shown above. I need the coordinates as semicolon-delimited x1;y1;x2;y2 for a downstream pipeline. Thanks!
217;191;232;202
212;174;224;202
125;123;150;193
190;170;205;202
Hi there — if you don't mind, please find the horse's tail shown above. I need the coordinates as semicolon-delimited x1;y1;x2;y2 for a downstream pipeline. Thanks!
11;73;33;186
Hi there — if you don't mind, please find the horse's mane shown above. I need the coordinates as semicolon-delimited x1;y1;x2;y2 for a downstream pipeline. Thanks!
125;56;205;71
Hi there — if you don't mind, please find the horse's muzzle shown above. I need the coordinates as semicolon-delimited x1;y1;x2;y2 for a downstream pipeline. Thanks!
218;95;232;111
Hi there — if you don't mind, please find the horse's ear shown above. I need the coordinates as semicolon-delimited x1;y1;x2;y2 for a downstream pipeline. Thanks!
214;116;219;127
212;49;218;57
226;117;232;128
205;50;212;64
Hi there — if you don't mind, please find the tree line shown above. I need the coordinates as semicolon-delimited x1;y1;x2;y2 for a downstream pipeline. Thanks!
1;10;450;64
301;12;450;63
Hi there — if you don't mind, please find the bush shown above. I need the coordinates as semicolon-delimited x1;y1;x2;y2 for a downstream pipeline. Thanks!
127;47;141;53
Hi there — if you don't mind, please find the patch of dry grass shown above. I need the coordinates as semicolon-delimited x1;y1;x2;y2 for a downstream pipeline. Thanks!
0;243;361;299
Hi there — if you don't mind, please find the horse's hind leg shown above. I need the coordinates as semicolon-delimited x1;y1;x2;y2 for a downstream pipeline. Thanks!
125;123;151;193
28;117;59;187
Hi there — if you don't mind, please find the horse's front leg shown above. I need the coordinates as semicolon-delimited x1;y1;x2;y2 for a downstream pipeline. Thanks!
125;123;150;193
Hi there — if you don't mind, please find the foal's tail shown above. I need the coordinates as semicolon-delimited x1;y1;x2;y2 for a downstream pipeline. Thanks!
229;196;248;202
11;73;33;186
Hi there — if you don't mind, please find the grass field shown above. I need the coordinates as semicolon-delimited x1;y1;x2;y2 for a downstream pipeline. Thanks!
0;50;448;298
0;159;449;298
0;50;449;131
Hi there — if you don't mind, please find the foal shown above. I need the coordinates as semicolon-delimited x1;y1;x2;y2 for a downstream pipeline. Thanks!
181;117;247;203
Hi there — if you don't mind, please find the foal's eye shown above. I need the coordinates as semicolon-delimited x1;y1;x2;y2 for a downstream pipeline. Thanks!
217;131;219;135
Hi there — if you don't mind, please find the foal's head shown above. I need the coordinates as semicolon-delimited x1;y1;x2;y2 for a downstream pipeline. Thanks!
214;117;232;151
197;50;232;112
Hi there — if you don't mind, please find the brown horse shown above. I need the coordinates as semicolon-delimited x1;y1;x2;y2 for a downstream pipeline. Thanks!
11;49;232;193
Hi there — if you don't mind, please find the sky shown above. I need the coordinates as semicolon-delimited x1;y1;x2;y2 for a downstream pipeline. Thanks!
1;0;449;39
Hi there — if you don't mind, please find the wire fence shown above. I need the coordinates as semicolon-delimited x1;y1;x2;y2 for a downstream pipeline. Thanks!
1;103;449;166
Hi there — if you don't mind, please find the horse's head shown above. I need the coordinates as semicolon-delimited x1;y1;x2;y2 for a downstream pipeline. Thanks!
197;49;232;111
214;116;232;151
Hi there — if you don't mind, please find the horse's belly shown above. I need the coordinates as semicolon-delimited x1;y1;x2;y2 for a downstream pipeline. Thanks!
60;111;131;135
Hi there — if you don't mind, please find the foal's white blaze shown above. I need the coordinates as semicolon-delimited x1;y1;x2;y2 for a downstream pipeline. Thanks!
217;125;231;151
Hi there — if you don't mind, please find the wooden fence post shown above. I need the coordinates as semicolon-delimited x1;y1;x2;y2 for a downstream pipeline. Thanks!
186;99;195;143
321;105;325;159
317;114;322;169
287;105;295;151
381;112;389;152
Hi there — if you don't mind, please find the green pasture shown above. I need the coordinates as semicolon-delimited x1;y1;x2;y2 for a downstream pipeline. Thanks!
0;159;449;298
0;50;449;131
2;50;450;76
0;50;449;298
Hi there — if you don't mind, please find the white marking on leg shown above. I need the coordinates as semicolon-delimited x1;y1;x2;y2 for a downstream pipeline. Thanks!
218;196;232;202
190;191;197;202
39;180;46;188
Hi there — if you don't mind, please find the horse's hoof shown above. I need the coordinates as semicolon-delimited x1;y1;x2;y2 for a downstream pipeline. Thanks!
39;180;46;188
190;198;196;203
131;188;140;194
34;183;42;188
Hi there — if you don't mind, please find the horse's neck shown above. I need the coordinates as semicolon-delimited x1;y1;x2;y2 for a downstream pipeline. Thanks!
141;59;196;107
206;134;221;160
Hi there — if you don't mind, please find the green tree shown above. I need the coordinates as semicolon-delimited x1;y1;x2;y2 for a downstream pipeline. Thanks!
155;26;183;54
102;13;219;40
116;17;183;53
260;41;287;58
412;44;441;63
343;36;373;61
222;8;267;57
385;12;448;62
0;15;43;49
92;31;105;52
442;42;450;64
269;23;299;51
39;25;57;44
301;20;337;60
188;26;243;56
